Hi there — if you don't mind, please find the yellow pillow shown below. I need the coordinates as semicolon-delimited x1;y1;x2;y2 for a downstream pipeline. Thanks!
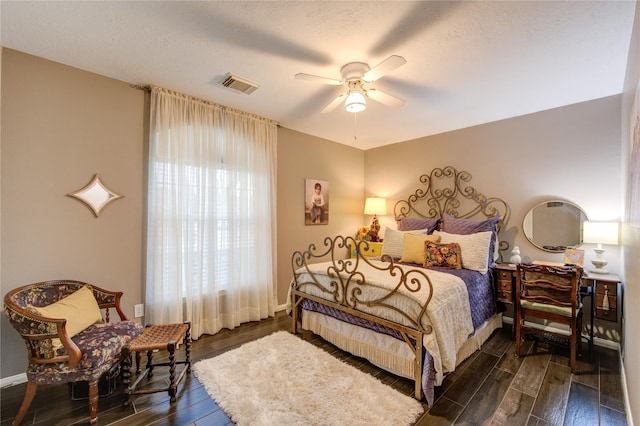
400;233;441;264
29;286;103;338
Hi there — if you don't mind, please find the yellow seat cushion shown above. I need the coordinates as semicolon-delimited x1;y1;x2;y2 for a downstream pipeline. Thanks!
520;300;579;317
29;286;103;337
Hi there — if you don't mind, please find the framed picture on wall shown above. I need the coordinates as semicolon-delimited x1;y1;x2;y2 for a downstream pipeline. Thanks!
305;178;329;225
563;248;585;266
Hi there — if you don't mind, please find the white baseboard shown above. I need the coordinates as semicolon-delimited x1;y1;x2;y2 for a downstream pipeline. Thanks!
619;351;635;426
1;372;26;388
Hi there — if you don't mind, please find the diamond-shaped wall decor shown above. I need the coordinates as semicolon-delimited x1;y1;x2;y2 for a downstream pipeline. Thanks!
67;174;123;217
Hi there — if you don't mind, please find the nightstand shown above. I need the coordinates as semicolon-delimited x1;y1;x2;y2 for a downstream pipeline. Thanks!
582;273;621;322
495;263;516;304
350;241;383;258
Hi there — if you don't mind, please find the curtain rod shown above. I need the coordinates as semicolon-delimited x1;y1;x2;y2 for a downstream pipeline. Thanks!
129;84;278;126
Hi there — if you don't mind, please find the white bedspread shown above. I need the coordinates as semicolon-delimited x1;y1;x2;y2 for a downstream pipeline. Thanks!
288;260;474;385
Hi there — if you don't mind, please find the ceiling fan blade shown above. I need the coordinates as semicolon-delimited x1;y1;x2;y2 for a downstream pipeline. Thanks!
321;93;348;113
362;55;407;82
295;73;343;85
366;89;405;108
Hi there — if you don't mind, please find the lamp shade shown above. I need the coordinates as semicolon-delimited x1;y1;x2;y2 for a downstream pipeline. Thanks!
364;198;387;216
345;90;366;112
583;221;619;245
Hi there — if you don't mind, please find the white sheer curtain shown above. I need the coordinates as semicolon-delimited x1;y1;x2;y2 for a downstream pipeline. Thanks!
146;87;277;339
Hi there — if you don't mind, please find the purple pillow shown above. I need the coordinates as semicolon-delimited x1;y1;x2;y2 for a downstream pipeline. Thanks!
442;213;501;235
442;213;502;267
397;217;441;234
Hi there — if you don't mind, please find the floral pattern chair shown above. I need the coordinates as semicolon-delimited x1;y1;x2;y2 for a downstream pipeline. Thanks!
4;280;143;425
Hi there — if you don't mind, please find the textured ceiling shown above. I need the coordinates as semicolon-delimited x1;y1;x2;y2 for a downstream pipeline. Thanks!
1;1;635;150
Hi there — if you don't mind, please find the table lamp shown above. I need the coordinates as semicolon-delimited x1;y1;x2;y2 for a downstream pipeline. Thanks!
582;221;619;275
364;198;387;242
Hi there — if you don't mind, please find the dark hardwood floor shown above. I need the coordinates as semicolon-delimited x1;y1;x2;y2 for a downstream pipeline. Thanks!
1;311;628;425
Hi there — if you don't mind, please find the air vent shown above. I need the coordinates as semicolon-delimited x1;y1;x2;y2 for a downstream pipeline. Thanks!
219;73;260;94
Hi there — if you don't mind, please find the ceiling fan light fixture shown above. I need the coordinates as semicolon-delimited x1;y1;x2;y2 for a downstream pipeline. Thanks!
345;89;366;113
296;55;406;114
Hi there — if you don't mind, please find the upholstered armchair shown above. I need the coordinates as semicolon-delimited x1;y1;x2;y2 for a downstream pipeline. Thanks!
4;280;143;425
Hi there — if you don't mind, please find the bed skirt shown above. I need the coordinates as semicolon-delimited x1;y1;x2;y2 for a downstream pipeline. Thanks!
300;310;503;403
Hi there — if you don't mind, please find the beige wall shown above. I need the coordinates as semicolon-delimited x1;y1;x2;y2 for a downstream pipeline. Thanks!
276;127;364;304
365;96;623;273
621;2;640;424
1;49;145;378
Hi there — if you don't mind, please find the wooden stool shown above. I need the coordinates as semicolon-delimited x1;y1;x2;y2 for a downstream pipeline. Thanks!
121;321;191;405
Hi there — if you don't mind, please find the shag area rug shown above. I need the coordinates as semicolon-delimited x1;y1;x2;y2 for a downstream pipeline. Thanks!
193;331;423;426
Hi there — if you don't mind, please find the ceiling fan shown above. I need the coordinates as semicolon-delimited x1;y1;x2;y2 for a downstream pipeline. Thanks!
295;55;407;113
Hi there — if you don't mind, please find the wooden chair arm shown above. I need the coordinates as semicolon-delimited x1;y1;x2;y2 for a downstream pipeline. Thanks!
4;304;83;368
90;285;129;321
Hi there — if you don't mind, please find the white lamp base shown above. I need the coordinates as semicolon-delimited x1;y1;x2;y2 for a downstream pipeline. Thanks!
590;266;610;275
590;247;609;275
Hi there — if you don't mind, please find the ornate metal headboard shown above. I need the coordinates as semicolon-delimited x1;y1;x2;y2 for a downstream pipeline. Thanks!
394;166;510;253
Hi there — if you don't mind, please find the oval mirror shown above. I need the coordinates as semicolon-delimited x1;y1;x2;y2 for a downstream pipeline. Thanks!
523;200;589;252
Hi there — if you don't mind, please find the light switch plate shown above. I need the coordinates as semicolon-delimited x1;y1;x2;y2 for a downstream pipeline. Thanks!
134;304;144;318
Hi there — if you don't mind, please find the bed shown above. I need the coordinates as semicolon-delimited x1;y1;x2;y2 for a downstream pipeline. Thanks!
287;166;510;405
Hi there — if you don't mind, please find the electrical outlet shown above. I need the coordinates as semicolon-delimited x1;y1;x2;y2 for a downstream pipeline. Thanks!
134;304;144;318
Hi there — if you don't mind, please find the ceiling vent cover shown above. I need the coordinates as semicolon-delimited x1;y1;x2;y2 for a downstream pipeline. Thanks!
220;73;260;94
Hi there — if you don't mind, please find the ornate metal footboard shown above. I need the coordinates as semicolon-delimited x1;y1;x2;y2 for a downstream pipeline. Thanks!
290;235;434;399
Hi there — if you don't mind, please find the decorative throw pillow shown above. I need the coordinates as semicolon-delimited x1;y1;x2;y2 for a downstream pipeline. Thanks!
434;230;492;274
397;217;441;233
442;213;501;235
399;233;441;265
28;286;103;338
424;242;462;269
442;214;502;265
381;227;430;259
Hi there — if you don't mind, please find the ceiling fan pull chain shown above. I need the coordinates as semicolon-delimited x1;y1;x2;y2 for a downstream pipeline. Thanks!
353;112;358;140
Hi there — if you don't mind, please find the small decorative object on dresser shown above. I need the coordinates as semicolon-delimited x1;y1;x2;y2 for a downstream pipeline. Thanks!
563;248;585;266
509;246;521;266
356;225;371;241
364;197;387;242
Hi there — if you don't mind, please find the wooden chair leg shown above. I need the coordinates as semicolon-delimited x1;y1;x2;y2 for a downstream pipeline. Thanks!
88;379;99;424
570;320;579;374
577;314;583;356
514;308;522;358
11;381;37;426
